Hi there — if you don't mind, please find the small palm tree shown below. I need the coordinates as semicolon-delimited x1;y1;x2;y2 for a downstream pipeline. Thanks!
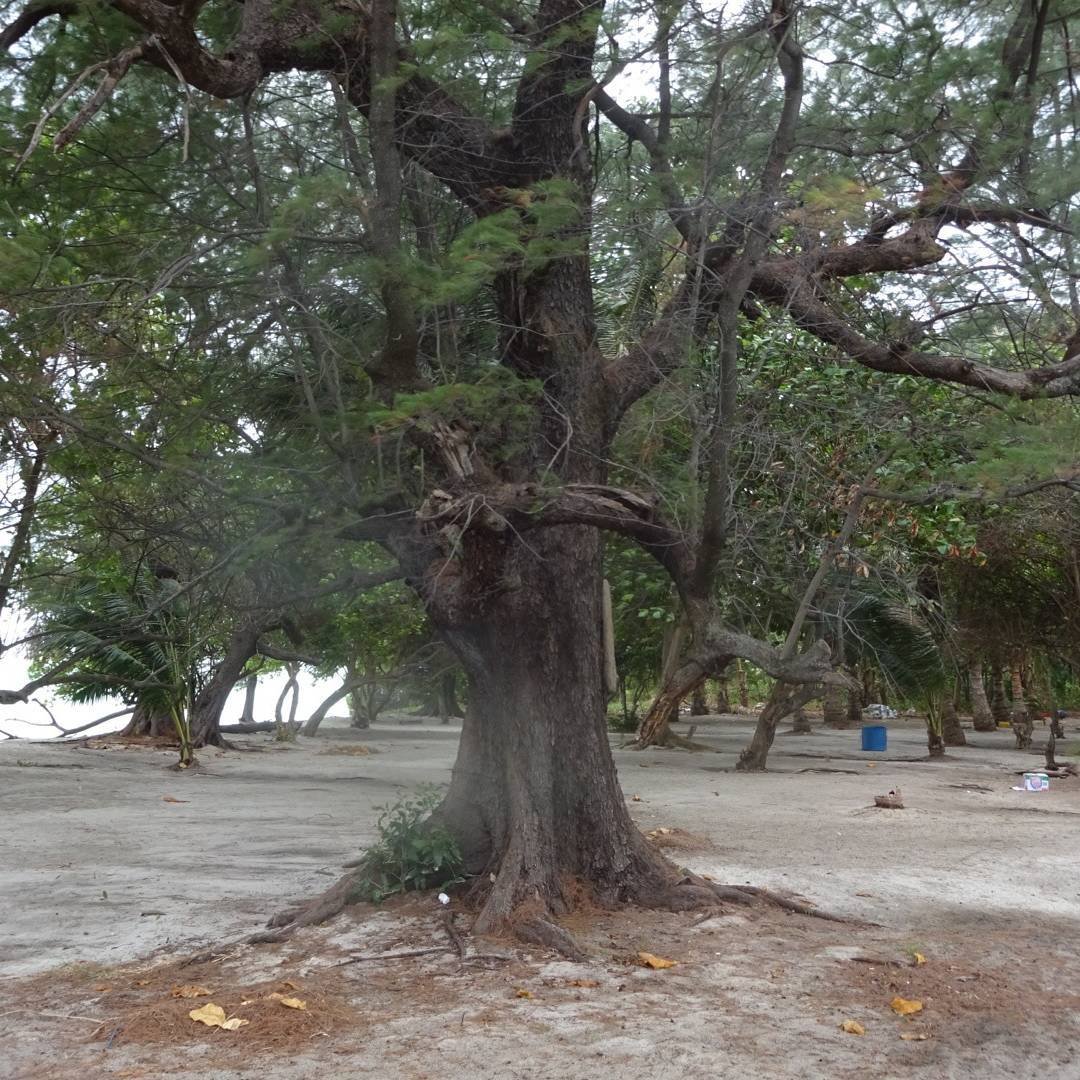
38;577;198;766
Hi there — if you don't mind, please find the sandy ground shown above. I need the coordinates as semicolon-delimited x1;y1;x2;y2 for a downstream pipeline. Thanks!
1;715;1078;1079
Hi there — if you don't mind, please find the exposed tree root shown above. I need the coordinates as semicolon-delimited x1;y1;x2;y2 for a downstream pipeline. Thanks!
513;916;585;960
265;867;364;931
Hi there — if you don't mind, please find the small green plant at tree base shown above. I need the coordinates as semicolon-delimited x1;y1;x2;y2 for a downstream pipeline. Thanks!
351;787;465;903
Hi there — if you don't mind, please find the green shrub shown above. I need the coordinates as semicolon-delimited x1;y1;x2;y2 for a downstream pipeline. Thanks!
351;787;465;904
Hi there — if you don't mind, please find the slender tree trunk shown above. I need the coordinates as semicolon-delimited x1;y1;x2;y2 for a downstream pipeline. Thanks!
942;696;966;747
690;685;708;716
990;666;1011;725
241;674;258;725
791;706;812;734
846;686;863;727
735;659;750;709
736;682;818;771
714;676;731;714
1010;666;1033;750
968;658;995;731
0;445;48;631
927;726;946;757
439;669;463;723
190;625;259;747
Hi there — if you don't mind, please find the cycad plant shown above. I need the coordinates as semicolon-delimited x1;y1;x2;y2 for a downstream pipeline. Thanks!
822;581;951;756
37;575;198;766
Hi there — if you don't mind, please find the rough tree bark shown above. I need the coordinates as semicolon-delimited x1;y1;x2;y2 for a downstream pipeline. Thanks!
968;658;995;731
822;681;848;728
791;706;812;734
942;696;967;747
990;666;1011;725
122;695;174;737
1010;666;1033;749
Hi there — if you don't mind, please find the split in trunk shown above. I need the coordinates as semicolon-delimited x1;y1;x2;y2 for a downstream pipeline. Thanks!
122;694;175;738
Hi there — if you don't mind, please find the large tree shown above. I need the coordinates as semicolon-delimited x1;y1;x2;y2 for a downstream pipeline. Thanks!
4;0;1079;941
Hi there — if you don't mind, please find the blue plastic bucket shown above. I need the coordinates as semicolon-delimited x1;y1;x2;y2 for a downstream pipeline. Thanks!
861;724;887;751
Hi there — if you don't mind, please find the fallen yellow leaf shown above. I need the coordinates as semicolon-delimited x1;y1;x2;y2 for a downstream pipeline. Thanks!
189;1003;248;1030
890;997;924;1016
900;1031;930;1041
93;983;111;992
161;795;189;804
280;979;300;991
189;1003;226;1026
278;996;307;1010
638;952;677;970
840;1020;866;1035
514;989;533;999
912;952;927;966
172;985;212;999
567;978;600;988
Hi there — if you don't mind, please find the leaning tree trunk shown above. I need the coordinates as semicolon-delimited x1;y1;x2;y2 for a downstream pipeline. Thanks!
942;696;967;747
190;625;259;747
968;658;995;731
301;676;365;736
122;695;174;737
736;681;819;771
1010;666;1033;750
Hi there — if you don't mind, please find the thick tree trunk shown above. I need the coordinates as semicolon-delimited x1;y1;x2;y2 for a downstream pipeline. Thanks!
942;696;966;747
1010;667;1033;750
690;685;708;716
736;682;818;771
431;530;677;932
791;706;812;734
190;626;258;747
122;695;174;737
968;658;995;731
822;681;847;728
